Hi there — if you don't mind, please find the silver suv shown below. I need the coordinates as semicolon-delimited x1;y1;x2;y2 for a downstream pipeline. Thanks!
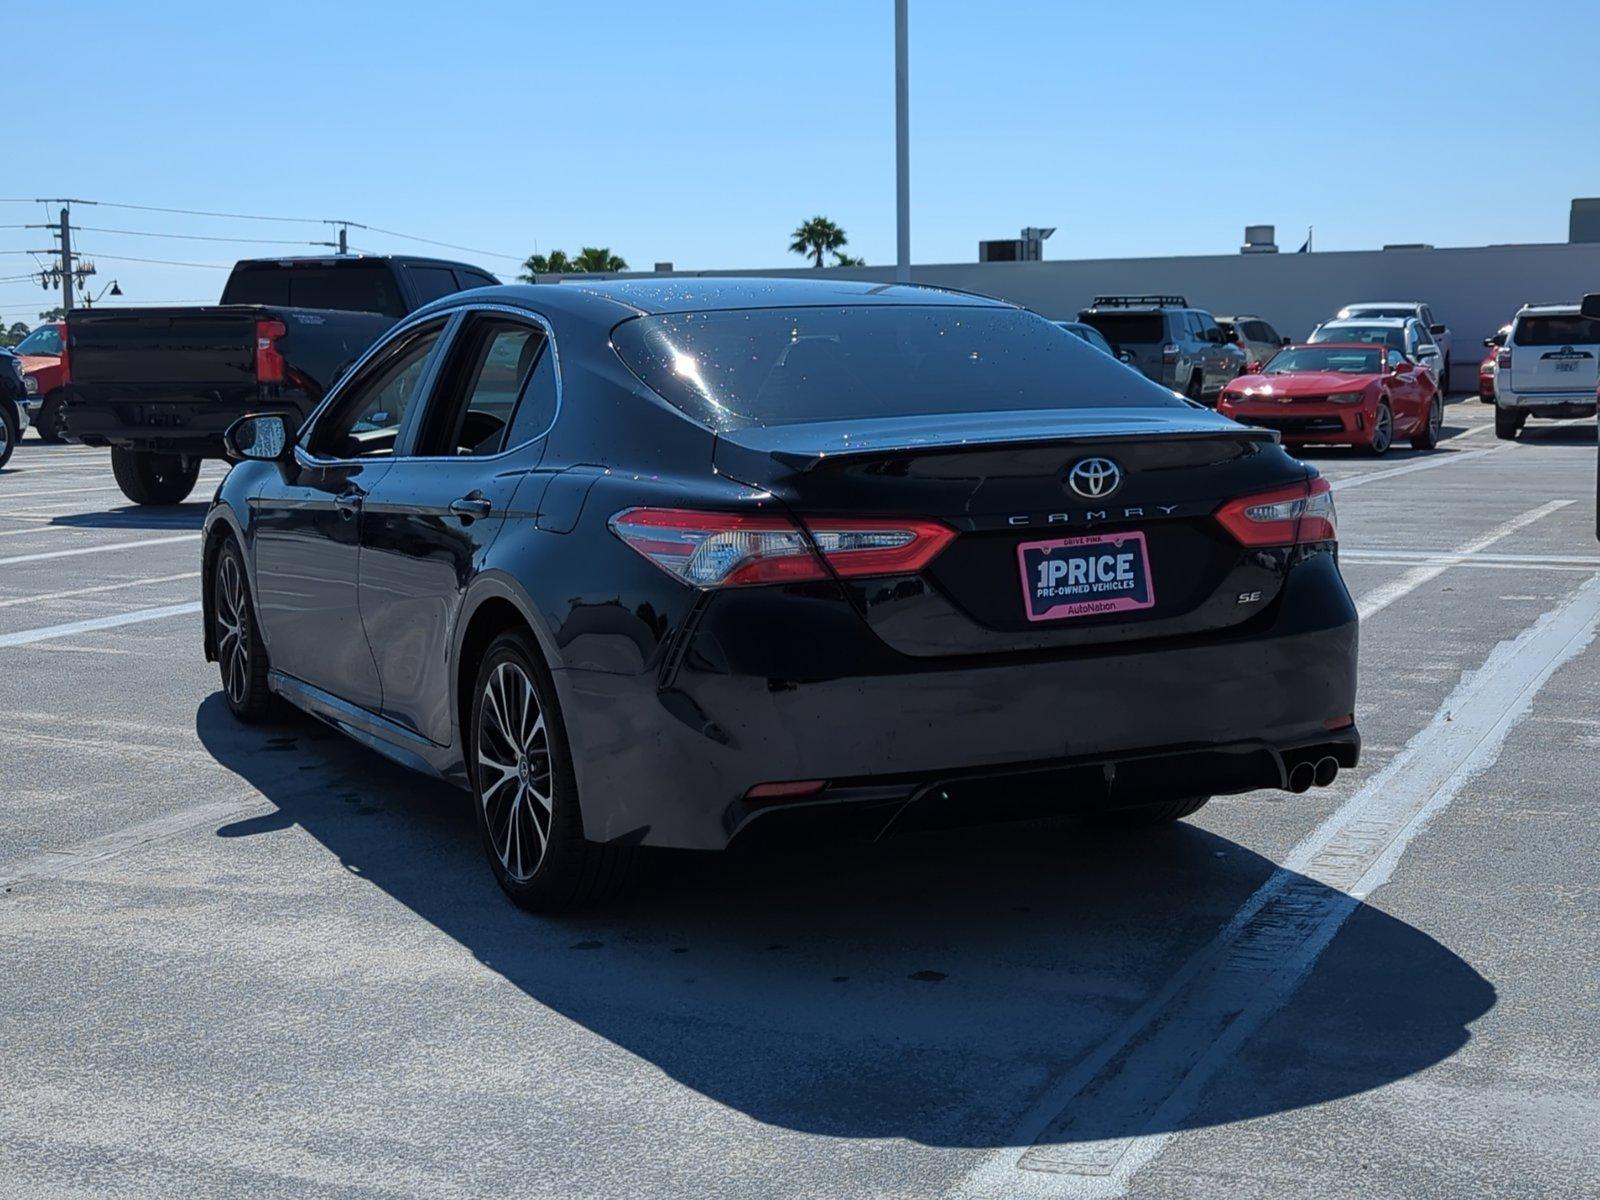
1077;294;1247;402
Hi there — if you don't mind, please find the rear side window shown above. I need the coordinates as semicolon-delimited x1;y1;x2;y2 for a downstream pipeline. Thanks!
455;270;500;290
221;264;406;316
612;305;1180;428
415;317;548;456
1513;314;1600;346
1078;312;1165;345
406;266;463;304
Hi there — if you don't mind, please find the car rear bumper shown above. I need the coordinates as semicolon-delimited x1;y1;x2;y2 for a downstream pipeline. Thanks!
1498;389;1597;411
557;552;1360;850
62;387;309;453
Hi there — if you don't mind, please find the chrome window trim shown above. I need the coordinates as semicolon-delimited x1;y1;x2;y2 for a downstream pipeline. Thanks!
295;301;563;469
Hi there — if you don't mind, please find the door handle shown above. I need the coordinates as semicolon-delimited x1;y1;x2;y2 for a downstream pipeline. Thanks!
448;495;493;521
334;488;364;519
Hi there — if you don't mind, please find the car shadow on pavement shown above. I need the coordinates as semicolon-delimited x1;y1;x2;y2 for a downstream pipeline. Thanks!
196;694;1495;1152
46;504;208;530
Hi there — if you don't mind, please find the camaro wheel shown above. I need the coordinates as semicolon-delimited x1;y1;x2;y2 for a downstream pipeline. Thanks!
1088;795;1211;829
1366;401;1393;456
214;538;274;721
471;630;631;911
1411;394;1442;450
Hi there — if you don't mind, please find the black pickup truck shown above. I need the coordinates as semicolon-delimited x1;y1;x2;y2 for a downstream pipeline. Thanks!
64;254;499;503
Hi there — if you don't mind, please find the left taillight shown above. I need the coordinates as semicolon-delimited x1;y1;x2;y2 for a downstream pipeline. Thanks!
255;319;286;384
608;508;955;588
1214;476;1337;547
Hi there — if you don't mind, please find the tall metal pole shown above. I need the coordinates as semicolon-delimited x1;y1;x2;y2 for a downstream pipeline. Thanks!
895;0;910;284
338;224;348;255
59;207;75;312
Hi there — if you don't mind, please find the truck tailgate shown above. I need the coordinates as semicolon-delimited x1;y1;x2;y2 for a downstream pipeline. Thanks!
69;308;258;385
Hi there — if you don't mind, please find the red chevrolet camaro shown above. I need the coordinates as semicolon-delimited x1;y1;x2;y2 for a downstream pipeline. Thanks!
1218;343;1441;455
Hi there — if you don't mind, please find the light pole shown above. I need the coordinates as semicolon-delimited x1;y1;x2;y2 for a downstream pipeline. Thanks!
895;0;910;284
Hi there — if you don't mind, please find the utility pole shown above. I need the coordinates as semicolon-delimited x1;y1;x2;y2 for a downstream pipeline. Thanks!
26;203;94;314
895;0;911;284
58;208;75;312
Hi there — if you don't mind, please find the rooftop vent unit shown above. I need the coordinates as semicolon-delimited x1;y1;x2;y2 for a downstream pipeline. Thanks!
1241;225;1278;254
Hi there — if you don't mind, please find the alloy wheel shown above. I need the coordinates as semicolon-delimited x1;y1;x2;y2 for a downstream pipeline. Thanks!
476;661;553;883
1372;404;1393;454
215;553;250;706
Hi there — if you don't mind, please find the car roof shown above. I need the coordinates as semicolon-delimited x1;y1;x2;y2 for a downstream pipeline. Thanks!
1515;302;1580;314
413;276;1016;323
1320;317;1412;328
1342;300;1423;308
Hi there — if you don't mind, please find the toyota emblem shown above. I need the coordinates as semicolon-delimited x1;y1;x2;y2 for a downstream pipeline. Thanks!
1066;457;1123;500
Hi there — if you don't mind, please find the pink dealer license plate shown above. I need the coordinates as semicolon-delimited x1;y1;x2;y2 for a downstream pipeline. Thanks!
1016;531;1156;622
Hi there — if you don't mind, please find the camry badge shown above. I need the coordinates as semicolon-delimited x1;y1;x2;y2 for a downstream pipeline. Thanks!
1066;457;1123;500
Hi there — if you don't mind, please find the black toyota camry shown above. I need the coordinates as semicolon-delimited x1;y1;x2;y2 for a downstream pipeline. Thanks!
203;278;1359;910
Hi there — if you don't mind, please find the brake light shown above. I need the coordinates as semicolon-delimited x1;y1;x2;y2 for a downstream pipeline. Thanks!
1161;342;1180;364
255;319;286;384
608;508;955;587
1214;476;1337;547
1496;348;1511;370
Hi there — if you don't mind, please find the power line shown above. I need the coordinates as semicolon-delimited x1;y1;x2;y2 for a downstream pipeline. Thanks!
71;225;330;246
336;221;522;262
88;199;324;225
73;250;232;269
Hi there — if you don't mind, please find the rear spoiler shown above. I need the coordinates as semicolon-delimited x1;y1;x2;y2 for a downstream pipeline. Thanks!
714;408;1277;474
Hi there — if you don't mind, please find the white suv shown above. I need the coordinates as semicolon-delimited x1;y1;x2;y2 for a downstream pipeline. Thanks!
1337;302;1453;390
1493;303;1600;440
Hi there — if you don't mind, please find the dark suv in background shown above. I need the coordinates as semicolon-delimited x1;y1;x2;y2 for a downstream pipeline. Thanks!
1077;295;1247;403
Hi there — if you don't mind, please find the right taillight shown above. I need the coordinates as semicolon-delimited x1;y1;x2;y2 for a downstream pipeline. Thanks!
609;508;955;588
1214;476;1336;547
1161;342;1180;363
1496;348;1512;370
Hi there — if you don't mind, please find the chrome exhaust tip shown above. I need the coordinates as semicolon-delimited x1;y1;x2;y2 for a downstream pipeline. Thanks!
1313;756;1339;788
1287;762;1316;794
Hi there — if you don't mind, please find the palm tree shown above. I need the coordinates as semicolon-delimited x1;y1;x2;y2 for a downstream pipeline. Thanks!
519;249;575;280
832;252;866;267
570;247;628;273
790;216;847;268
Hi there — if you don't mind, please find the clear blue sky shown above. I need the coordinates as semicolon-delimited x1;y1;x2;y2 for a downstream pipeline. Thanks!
5;0;1597;321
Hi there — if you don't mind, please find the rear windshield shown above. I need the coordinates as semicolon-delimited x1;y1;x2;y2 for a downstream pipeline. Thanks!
1310;324;1405;350
1343;306;1415;319
1264;346;1381;375
1512;313;1600;346
13;325;62;355
611;306;1179;427
1077;312;1165;346
220;263;405;316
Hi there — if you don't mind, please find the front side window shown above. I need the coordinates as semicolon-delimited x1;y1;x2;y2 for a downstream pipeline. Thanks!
307;323;444;458
612;305;1180;429
1386;349;1407;370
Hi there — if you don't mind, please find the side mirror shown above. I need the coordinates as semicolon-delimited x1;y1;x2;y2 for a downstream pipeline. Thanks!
1582;293;1600;320
1280;336;1292;347
224;413;292;462
1429;323;1447;335
1416;344;1439;359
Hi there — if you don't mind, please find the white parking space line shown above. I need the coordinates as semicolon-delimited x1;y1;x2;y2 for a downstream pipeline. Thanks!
1354;500;1573;621
0;572;199;609
0;601;202;648
1329;446;1503;491
955;571;1600;1200
0;534;198;566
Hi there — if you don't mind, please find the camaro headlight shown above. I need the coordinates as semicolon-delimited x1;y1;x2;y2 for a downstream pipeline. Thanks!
1330;389;1366;403
24;372;39;396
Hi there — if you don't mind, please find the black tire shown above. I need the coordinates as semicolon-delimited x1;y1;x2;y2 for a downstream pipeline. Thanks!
1185;371;1204;403
1366;401;1393;456
33;391;65;443
1410;394;1442;450
0;405;15;469
470;629;632;912
110;446;201;505
1494;406;1525;441
1439;357;1451;398
213;537;276;722
1089;795;1211;829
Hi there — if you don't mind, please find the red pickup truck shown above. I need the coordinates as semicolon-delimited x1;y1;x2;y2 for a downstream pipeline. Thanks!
13;320;68;441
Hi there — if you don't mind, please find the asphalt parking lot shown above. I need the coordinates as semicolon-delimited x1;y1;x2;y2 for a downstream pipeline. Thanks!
1;400;1596;1200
